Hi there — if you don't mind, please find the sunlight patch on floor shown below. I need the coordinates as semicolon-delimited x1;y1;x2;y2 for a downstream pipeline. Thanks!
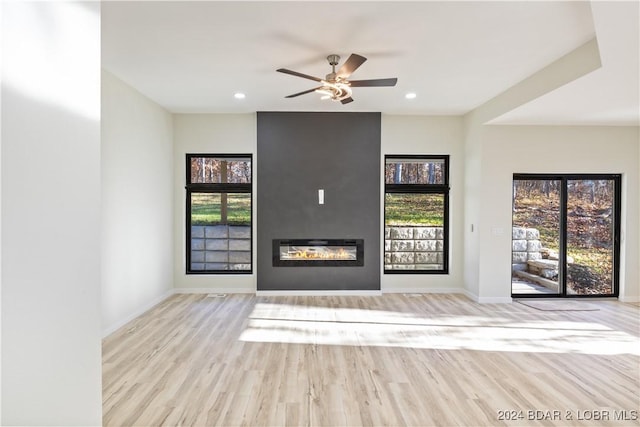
239;303;640;355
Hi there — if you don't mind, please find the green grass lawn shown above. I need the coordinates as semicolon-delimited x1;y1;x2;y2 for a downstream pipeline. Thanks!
193;193;445;227
385;193;444;226
191;193;251;225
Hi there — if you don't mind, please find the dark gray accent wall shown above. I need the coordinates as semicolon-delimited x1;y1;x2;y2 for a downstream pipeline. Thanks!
257;112;380;291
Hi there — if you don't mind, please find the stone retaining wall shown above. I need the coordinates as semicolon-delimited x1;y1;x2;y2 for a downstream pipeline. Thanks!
512;226;573;285
385;226;444;270
512;227;542;270
191;225;251;271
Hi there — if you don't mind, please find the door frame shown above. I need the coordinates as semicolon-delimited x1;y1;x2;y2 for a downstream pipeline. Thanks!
512;173;621;298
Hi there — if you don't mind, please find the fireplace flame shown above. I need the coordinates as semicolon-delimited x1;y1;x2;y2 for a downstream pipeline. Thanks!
282;246;354;260
295;248;348;259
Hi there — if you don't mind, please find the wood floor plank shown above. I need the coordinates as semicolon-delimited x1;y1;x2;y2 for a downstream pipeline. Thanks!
103;294;640;426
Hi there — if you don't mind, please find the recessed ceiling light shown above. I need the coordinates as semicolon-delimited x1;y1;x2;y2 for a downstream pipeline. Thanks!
234;92;246;99
405;92;417;100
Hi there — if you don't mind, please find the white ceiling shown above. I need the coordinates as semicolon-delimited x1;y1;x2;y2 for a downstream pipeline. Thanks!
102;1;639;125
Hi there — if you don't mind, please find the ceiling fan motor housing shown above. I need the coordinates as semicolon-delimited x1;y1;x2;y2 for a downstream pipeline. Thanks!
326;54;340;81
327;54;340;66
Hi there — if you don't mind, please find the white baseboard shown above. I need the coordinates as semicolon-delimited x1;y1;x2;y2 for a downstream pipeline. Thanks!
458;290;511;303
256;290;382;296
382;287;467;294
476;296;513;304
619;295;640;303
174;287;255;294
102;289;175;338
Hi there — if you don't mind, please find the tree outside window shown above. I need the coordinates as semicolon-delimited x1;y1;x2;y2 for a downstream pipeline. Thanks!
186;154;252;273
384;155;449;273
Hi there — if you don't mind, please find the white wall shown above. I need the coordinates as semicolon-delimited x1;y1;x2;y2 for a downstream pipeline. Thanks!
0;2;4;419
173;114;257;292
461;115;483;298
459;33;618;302
171;114;639;302
101;71;174;335
477;125;639;301
174;114;464;294
1;2;102;424
381;115;465;293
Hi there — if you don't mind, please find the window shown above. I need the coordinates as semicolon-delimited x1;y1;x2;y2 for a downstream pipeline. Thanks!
511;174;620;297
384;155;449;273
186;154;252;273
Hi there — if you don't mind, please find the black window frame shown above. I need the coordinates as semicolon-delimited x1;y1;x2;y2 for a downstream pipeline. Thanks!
511;173;621;298
185;153;253;274
384;154;450;274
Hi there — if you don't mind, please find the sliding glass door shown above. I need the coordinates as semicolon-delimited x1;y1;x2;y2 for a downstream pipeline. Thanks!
512;178;562;295
565;179;618;296
512;175;620;297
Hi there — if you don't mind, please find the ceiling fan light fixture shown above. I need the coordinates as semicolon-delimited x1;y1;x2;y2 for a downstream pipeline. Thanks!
278;53;397;104
315;86;333;96
315;80;352;102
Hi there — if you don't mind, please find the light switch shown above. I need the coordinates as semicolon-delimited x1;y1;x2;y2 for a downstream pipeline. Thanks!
318;189;324;204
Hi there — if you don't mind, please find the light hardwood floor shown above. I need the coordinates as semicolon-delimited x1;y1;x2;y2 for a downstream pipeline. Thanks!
103;294;640;426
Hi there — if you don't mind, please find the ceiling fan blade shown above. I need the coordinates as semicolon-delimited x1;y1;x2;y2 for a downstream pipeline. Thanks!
337;54;367;78
349;78;398;87
340;97;354;105
285;87;323;98
277;68;323;82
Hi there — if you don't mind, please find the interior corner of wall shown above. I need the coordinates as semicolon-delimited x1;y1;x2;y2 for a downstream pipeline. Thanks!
460;288;479;303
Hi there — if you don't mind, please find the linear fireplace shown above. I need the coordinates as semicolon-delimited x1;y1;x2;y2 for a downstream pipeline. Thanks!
273;239;364;267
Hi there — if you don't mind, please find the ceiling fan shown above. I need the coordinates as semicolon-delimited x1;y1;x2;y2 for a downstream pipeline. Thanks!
277;53;398;104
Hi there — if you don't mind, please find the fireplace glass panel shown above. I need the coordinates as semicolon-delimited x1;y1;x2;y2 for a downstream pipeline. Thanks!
280;244;357;261
273;239;364;267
